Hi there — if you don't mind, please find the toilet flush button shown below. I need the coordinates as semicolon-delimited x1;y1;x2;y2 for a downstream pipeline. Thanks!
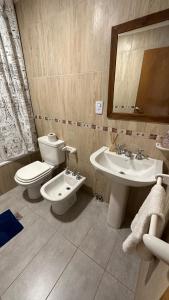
96;101;103;115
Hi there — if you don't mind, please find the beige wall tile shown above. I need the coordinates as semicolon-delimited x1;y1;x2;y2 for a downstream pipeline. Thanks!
12;2;169;299
15;0;169;193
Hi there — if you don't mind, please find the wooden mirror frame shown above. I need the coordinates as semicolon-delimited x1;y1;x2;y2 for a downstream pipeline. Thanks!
107;9;169;123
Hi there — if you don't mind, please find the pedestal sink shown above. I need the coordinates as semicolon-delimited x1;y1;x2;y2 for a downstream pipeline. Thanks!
90;146;163;229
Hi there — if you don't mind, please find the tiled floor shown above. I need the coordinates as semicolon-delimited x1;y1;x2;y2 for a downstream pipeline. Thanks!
0;186;140;300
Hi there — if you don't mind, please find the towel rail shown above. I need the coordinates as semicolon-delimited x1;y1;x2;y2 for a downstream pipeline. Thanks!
143;234;169;265
143;174;169;264
149;215;159;236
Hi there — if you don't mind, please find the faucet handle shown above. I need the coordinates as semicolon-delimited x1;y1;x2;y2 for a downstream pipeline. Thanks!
65;168;71;175
137;149;144;154
72;169;77;176
135;149;146;160
115;144;120;149
115;144;125;154
121;144;126;151
124;149;133;158
76;172;81;180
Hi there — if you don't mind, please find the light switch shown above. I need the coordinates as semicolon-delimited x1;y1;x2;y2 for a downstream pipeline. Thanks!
96;101;103;115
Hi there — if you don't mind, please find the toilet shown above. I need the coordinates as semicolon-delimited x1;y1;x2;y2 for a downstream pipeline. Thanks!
14;136;65;200
40;170;86;215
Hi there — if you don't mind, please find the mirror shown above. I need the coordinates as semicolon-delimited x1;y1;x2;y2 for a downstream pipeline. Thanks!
108;9;169;123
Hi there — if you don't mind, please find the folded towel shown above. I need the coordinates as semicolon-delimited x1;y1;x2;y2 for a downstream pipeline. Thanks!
123;183;166;256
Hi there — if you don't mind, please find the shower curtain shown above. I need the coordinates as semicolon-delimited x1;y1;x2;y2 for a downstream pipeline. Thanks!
0;0;37;162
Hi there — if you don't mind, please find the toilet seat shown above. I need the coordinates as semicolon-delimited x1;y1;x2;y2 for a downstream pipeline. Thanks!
15;161;53;184
15;169;52;185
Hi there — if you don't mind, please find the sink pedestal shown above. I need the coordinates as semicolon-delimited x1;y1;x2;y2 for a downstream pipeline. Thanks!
107;181;129;229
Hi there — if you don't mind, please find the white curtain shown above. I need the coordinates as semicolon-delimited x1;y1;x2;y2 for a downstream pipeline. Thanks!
0;0;37;162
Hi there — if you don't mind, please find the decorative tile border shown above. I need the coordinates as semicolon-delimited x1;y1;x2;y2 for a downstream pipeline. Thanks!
34;115;162;140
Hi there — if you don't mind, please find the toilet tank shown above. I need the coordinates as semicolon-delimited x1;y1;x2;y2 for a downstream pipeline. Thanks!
38;136;65;166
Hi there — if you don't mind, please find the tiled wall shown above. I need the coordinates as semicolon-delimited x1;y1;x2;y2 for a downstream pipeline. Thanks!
13;3;169;298
15;0;169;200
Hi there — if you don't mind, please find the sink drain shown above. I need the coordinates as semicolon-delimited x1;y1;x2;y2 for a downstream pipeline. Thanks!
58;193;62;196
119;171;126;175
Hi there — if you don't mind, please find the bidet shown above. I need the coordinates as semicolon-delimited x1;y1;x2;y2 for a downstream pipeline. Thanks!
40;169;86;215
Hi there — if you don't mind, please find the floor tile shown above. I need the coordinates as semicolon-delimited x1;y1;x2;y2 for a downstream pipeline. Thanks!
59;195;108;246
0;186;26;214
95;272;134;300
2;233;76;300
80;223;118;268
0;186;24;203
0;186;141;300
28;199;63;229
47;249;104;300
0;218;55;295
57;193;94;246
17;206;38;227
59;214;94;246
107;229;140;292
82;196;108;226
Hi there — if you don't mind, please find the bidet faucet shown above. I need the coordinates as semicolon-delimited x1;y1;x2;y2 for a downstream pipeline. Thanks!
65;168;71;175
76;172;81;180
72;169;77;176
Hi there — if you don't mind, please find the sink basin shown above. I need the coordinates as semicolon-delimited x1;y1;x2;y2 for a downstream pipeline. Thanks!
90;146;163;187
90;146;163;229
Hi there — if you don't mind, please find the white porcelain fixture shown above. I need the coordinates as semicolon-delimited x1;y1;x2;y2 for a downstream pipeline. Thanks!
15;136;65;200
40;170;86;215
90;146;163;228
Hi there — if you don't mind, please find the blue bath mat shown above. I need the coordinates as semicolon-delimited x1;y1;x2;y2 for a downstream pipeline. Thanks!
0;209;24;247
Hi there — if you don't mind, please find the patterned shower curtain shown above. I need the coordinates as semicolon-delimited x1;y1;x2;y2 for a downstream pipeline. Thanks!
0;0;37;162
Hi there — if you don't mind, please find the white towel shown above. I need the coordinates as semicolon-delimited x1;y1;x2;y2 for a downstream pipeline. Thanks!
123;183;166;256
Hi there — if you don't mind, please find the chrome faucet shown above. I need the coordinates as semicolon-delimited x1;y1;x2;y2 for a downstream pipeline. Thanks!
115;144;133;158
135;149;148;160
72;169;77;176
76;172;81;180
124;149;133;158
115;144;125;155
65;168;71;175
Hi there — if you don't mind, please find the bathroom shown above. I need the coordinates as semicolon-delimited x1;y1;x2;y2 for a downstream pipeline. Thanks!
0;0;169;299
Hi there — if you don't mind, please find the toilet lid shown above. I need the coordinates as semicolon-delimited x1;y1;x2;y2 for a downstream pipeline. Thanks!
16;161;52;182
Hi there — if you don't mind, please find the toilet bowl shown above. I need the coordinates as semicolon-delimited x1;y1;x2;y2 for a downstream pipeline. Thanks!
14;136;65;200
15;161;54;199
40;170;86;215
